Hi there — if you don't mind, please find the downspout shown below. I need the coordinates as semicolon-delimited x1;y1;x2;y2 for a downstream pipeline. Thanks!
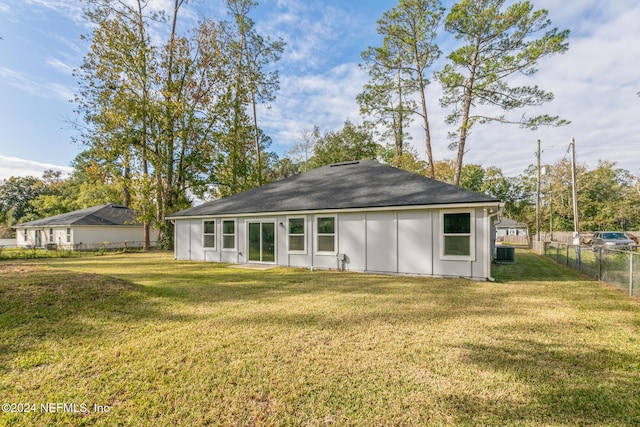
485;205;503;282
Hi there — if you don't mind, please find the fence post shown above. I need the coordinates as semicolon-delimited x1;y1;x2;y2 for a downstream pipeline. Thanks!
630;252;634;297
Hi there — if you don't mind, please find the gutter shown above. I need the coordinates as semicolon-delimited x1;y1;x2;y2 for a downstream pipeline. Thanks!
485;204;503;282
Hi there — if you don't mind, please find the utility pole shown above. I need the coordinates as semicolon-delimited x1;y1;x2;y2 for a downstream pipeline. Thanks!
536;139;541;241
570;138;580;244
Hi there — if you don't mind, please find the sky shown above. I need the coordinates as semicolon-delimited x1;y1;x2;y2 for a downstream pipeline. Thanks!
0;0;639;181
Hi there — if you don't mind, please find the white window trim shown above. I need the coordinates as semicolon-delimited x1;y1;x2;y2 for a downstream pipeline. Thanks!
203;219;216;250
440;209;476;261
287;216;307;254
66;227;71;243
315;214;337;255
221;219;236;251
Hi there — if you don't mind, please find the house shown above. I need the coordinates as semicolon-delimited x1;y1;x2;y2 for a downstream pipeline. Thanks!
15;204;155;250
166;160;503;280
495;218;529;240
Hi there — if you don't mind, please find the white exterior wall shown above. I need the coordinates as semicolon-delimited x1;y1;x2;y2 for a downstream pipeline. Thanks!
16;225;154;249
172;205;497;280
73;226;149;246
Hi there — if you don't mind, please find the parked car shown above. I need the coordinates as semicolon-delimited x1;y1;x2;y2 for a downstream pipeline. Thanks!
589;231;637;250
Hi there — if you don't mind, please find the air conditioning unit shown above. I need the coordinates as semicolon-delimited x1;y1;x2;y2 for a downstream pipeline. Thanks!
495;246;516;264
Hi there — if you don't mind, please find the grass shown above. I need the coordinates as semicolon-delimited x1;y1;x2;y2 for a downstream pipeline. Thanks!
1;249;640;426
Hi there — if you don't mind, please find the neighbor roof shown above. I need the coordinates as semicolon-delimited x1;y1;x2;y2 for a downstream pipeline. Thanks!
15;204;140;227
495;218;527;228
167;160;500;218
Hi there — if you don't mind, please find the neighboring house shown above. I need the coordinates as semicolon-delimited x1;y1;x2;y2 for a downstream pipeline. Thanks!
495;218;529;239
15;204;155;250
167;160;503;280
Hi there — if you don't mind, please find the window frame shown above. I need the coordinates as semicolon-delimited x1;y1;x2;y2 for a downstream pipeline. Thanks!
221;219;236;251
203;219;216;250
49;228;54;243
315;215;337;255
66;227;71;243
440;209;475;261
287;216;307;254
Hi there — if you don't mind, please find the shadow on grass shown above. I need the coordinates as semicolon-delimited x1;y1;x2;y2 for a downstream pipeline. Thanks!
3;254;640;425
456;338;640;425
0;266;195;367
0;260;511;359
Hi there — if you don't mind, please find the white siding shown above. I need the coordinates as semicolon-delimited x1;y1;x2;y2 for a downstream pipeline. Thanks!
172;206;496;280
17;225;152;249
365;212;398;273
398;211;432;275
73;226;150;246
337;213;366;271
175;220;192;260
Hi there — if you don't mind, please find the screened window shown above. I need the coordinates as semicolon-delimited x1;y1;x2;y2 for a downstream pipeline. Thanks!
66;228;71;243
317;216;335;253
222;220;235;250
288;217;306;253
49;228;53;243
203;220;215;248
443;212;472;257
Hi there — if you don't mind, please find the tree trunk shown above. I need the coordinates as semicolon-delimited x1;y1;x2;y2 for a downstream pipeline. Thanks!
454;38;480;186
414;46;434;179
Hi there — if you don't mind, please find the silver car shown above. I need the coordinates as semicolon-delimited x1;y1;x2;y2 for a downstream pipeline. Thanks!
590;231;637;250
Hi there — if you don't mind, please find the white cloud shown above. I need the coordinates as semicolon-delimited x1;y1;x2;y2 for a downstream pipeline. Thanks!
0;66;74;100
46;57;74;74
0;155;73;180
405;0;640;176
25;0;85;25
261;62;368;150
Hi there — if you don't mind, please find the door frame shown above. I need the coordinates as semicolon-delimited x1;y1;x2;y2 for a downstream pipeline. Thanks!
246;220;277;264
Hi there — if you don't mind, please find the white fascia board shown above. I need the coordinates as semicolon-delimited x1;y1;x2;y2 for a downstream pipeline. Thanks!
166;201;503;220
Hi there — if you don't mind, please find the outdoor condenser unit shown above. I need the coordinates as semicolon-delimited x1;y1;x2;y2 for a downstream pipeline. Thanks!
495;246;516;264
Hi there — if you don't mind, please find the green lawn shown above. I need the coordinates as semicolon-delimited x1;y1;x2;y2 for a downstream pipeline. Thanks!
1;250;639;426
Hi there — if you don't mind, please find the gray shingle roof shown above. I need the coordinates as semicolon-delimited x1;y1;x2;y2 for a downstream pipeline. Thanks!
495;218;527;228
15;204;139;227
167;160;500;218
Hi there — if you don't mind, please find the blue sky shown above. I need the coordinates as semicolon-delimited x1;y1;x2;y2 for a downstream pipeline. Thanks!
1;0;639;181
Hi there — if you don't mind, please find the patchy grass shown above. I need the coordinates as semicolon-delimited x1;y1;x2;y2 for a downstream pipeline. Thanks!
1;250;639;426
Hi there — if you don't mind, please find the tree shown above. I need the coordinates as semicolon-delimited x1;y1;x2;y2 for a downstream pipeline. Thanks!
308;121;380;168
287;126;319;173
360;0;443;177
580;161;640;231
437;0;569;186
377;143;429;175
0;176;41;225
224;0;284;187
76;0;274;248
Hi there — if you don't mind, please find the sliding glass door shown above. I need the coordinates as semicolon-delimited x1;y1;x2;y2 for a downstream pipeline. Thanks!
248;221;275;262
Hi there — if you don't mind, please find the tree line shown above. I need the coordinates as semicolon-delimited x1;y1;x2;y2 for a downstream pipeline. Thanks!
1;0;586;245
3;147;640;240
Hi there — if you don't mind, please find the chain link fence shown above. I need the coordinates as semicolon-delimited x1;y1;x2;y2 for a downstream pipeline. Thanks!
544;242;640;297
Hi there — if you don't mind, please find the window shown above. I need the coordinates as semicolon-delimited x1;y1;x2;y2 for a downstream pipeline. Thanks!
222;220;235;250
49;228;53;243
24;229;28;241
442;211;474;259
203;220;215;249
288;217;306;253
317;216;335;253
66;228;71;243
